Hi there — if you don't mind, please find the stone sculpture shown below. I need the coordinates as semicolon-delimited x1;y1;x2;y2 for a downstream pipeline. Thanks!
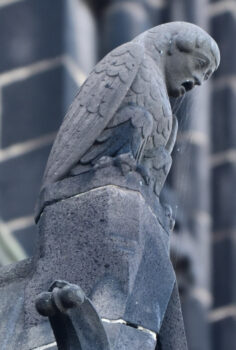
31;22;220;350
41;21;219;197
0;21;220;350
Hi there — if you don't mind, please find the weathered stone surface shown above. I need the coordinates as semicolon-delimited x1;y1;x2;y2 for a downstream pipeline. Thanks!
158;283;188;350
0;184;175;349
0;279;25;350
0;261;55;350
36;164;170;225
104;322;156;350
27;185;175;334
0;21;220;349
41;22;219;209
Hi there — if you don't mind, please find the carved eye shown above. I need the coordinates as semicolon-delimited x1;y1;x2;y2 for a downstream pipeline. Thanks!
196;58;208;70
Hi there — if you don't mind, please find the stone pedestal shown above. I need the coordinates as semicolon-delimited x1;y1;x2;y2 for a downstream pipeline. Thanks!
28;184;175;348
0;173;187;349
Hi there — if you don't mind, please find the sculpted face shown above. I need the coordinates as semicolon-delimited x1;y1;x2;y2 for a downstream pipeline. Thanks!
164;46;216;98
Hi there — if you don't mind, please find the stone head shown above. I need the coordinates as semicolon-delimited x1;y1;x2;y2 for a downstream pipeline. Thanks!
134;22;220;98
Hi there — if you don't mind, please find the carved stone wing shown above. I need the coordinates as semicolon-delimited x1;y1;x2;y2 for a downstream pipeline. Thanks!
42;43;144;187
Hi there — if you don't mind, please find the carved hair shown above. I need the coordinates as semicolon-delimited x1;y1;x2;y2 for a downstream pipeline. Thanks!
134;21;220;69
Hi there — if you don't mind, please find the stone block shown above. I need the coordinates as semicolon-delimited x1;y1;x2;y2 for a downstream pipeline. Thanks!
212;87;236;153
0;260;56;350
104;322;156;350
0;145;52;221
0;183;179;349
212;163;236;230
158;283;188;350
0;0;63;73
2;66;64;148
211;10;236;77
0;259;34;350
25;185;175;334
0;279;25;350
213;236;236;307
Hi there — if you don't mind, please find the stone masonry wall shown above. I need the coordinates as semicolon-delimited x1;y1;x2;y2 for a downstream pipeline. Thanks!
209;1;236;349
0;0;93;262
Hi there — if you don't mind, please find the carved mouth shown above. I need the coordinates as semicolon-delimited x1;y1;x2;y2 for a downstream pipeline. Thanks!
181;80;194;92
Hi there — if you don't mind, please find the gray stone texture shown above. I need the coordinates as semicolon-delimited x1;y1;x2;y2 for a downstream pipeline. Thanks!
27;185;175;333
1;0;234;348
0;184;182;349
104;323;156;350
158;283;188;350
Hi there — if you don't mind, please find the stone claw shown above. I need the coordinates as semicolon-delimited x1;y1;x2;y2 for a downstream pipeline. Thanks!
114;153;137;175
136;164;151;185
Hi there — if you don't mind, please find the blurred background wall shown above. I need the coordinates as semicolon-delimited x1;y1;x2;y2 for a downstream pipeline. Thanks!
0;0;235;349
